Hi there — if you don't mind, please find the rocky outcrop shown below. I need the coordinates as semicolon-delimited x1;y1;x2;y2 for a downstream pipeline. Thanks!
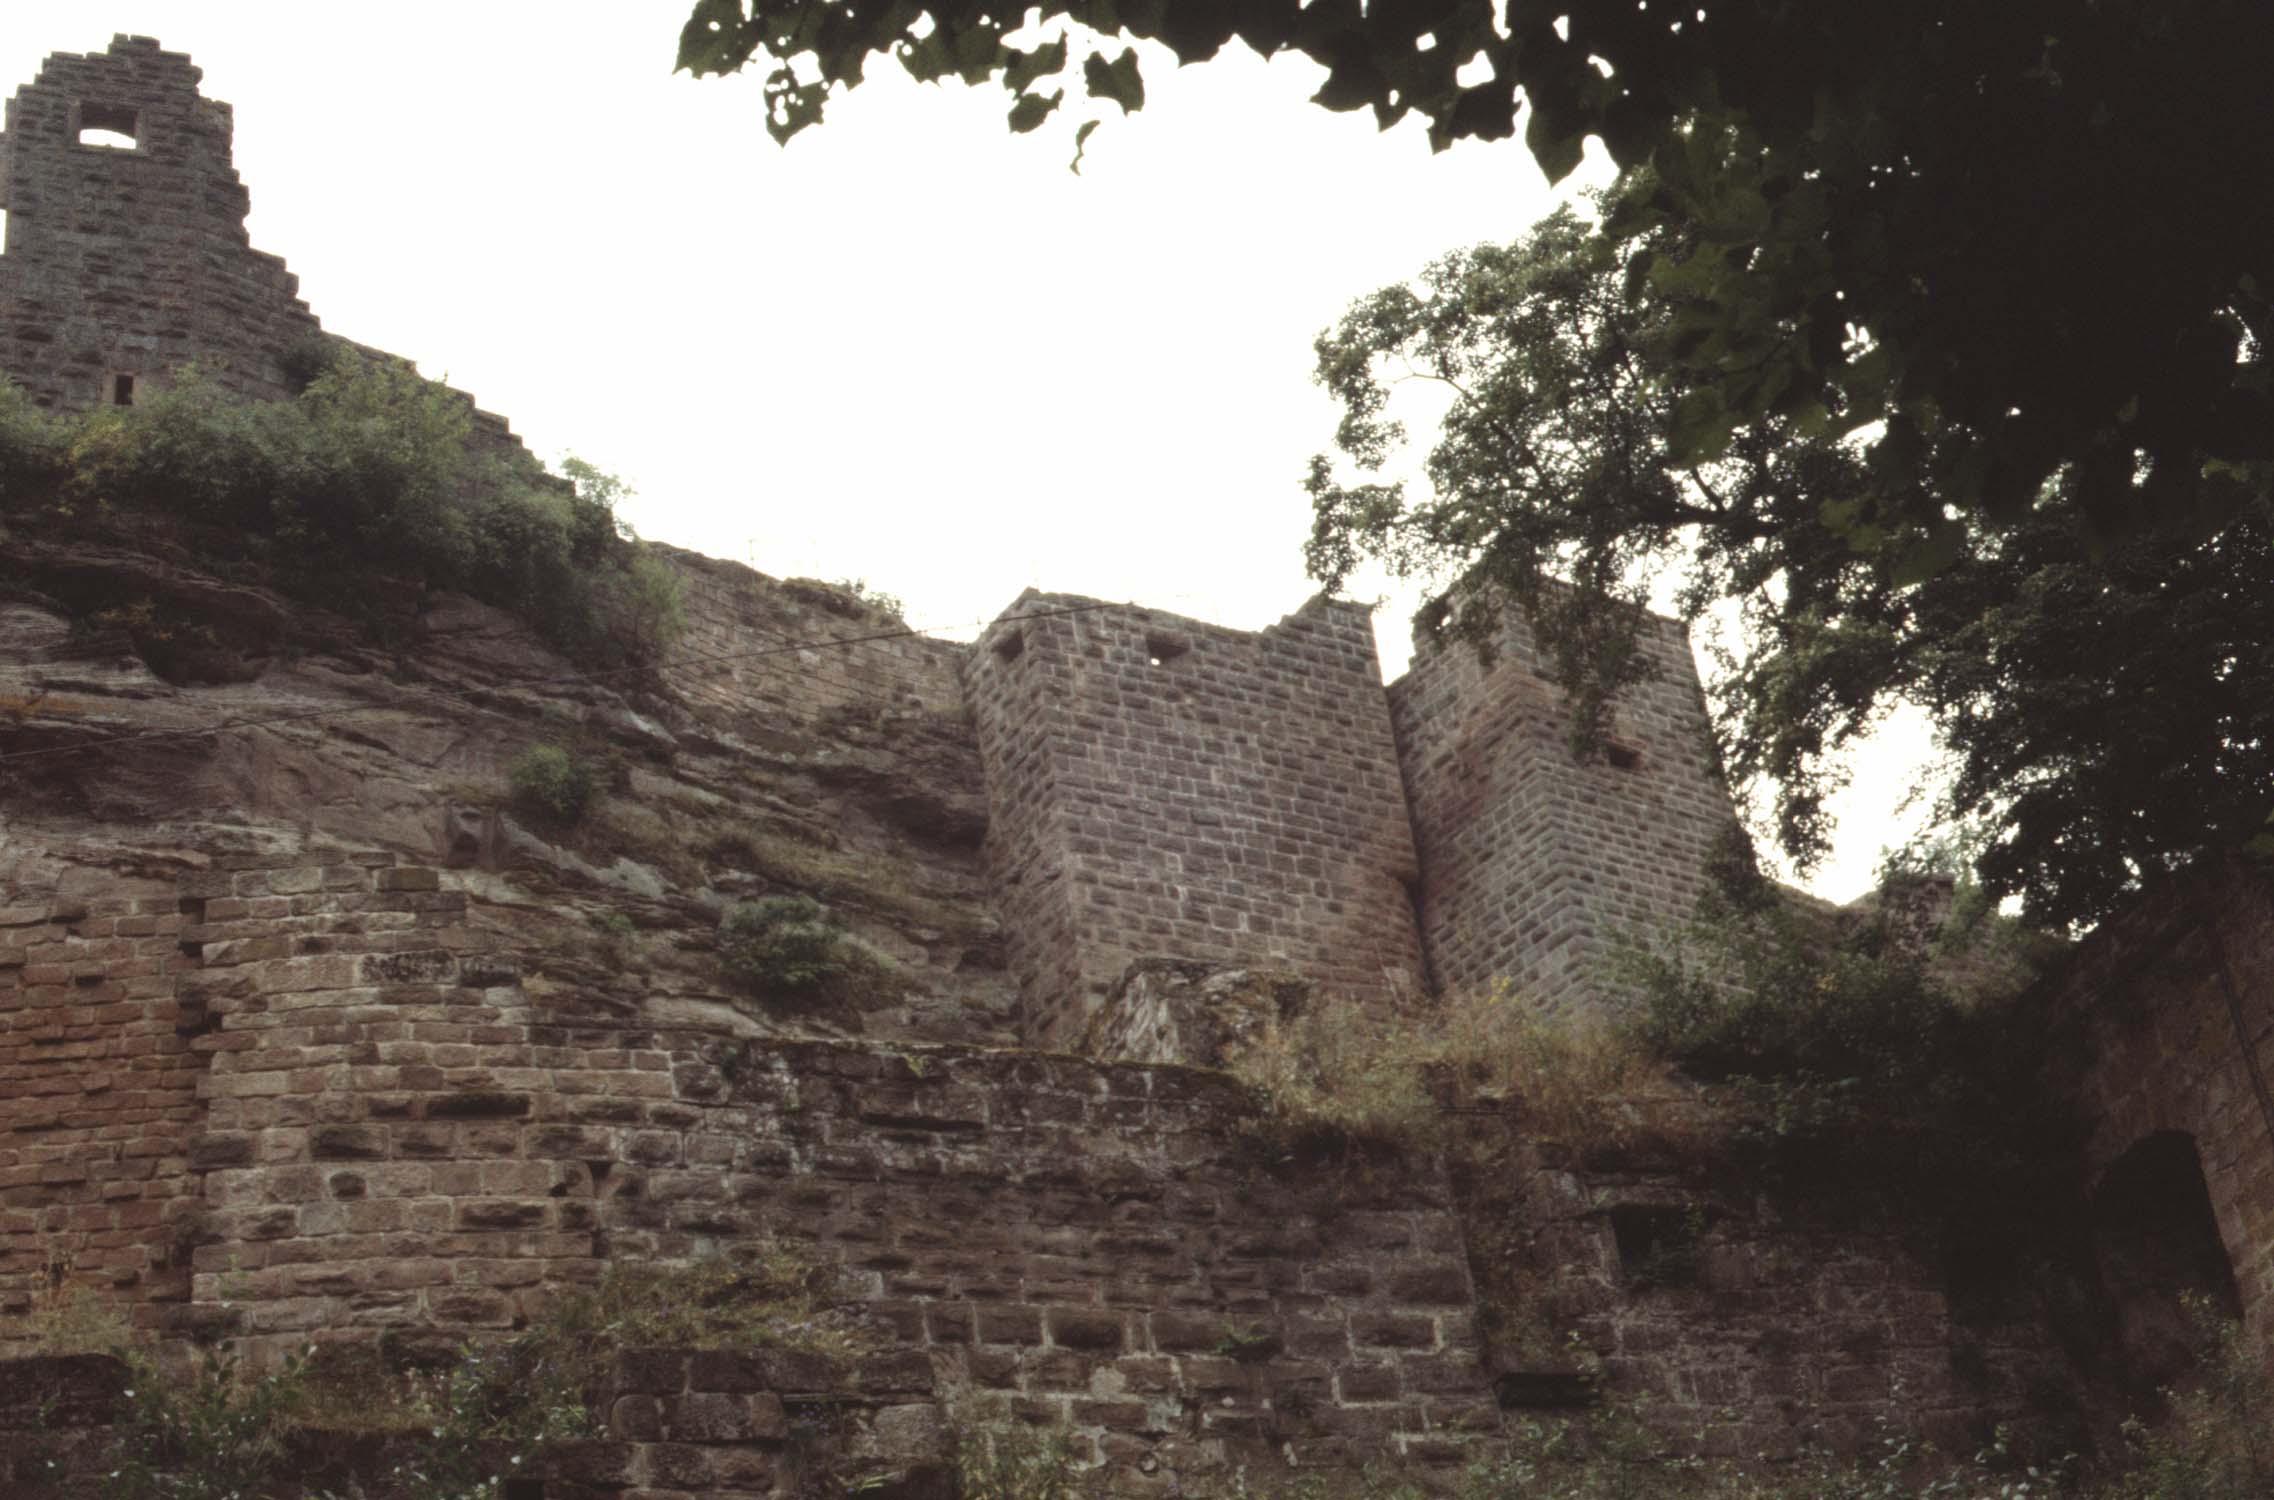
0;510;1014;1047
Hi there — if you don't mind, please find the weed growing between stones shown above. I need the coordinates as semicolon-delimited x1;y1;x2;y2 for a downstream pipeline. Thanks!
519;1242;867;1378
17;1253;134;1357
949;1417;1082;1500
73;1246;866;1499
967;1359;2265;1500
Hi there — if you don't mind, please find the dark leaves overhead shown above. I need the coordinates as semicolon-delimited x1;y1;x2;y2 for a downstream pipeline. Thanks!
678;0;2274;555
1306;199;2274;931
679;0;2274;921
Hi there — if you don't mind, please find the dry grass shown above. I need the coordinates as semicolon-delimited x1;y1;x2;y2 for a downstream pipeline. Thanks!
1225;983;1694;1155
20;1269;135;1356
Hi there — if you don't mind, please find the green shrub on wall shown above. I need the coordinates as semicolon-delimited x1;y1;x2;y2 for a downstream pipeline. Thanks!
108;1344;312;1500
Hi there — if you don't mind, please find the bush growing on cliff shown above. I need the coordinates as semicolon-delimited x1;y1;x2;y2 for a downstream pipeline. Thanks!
6;359;681;668
506;744;601;825
0;384;66;506
719;894;861;993
18;1253;135;1357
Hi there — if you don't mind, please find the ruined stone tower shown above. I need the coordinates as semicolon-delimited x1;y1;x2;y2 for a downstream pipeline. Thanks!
0;36;321;411
1390;604;1742;1009
964;592;1431;1048
966;586;1741;1046
0;35;520;452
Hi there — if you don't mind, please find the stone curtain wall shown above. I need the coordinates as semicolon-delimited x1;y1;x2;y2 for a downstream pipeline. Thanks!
613;1044;1498;1480
2041;862;2274;1361
1388;604;1739;1009
181;858;568;1346
0;36;525;457
0;891;202;1337
31;853;1498;1486
964;592;1427;1048
1493;1141;2070;1460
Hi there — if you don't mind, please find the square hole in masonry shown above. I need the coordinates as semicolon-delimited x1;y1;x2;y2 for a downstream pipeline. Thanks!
1145;631;1191;667
77;101;141;150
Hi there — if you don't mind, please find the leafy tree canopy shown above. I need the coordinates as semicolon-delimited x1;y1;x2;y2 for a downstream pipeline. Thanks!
679;1;2274;558
1306;198;2274;931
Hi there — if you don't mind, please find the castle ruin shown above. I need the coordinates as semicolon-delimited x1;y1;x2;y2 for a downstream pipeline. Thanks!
965;590;1741;1048
1;33;2271;1496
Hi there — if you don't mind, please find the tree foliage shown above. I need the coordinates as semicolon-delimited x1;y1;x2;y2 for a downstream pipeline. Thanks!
1307;201;2274;930
678;2;2274;557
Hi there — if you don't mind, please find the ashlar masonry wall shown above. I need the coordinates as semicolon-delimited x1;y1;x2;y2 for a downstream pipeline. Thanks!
0;890;201;1334
19;854;1496;1487
963;592;1427;1048
1388;604;1739;1009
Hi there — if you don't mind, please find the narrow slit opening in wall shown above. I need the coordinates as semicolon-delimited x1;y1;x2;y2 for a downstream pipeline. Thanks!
1145;632;1190;668
110;373;136;407
77;103;140;150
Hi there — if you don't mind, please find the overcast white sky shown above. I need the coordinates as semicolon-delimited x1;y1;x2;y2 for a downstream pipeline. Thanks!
0;4;1935;900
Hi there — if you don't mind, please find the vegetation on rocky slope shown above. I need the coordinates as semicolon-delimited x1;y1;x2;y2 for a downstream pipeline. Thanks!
0;356;681;670
16;1247;866;1500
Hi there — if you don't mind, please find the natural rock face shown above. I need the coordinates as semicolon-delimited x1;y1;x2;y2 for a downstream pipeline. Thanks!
0;513;1016;1053
1085;960;1310;1069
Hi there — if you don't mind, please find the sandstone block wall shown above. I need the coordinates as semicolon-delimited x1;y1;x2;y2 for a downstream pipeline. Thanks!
1388;604;1739;1008
2041;862;2274;1362
0;1348;926;1499
0;852;1496;1487
1488;1142;2071;1460
0;36;521;455
963;592;1427;1048
0;890;201;1333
